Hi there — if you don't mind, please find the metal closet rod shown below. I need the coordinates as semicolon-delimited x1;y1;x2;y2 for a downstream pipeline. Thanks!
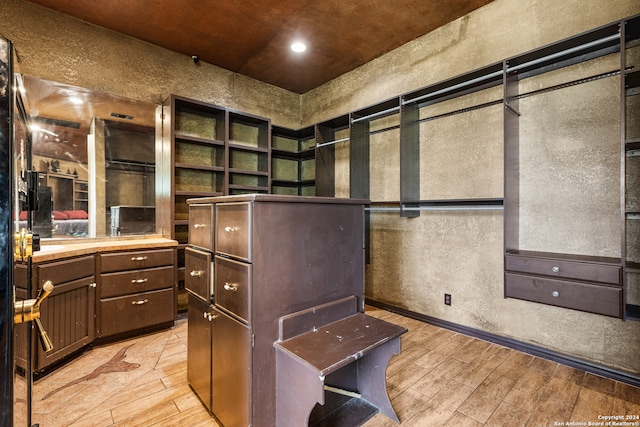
418;99;503;124
514;68;622;101
402;70;503;106
506;33;620;74
366;205;504;212
106;159;156;168
402;32;620;106
351;106;401;123
314;35;622;149
628;149;640;157
315;137;349;148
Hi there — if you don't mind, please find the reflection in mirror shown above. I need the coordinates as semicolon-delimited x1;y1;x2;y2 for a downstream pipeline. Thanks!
19;76;157;239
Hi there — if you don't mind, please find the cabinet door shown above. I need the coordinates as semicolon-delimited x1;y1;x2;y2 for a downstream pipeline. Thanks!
37;276;96;371
212;308;250;427
187;294;213;412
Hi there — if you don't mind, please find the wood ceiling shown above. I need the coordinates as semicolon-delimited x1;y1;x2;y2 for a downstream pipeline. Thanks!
25;0;495;94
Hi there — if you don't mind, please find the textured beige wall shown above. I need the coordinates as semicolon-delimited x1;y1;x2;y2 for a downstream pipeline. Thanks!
300;0;640;124
0;0;301;128
518;56;621;258
347;0;639;377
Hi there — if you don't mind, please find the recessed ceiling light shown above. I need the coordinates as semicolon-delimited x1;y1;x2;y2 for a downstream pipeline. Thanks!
291;41;307;53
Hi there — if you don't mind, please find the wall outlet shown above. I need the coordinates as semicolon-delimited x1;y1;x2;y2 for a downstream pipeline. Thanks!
444;293;451;306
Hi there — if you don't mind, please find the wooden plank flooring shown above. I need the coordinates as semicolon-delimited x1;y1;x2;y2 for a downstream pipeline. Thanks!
25;307;640;427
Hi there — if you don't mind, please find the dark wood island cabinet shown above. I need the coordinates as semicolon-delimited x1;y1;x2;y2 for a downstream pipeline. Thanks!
186;194;406;427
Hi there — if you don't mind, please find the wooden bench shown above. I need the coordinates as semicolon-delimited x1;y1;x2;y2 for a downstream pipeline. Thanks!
274;297;407;426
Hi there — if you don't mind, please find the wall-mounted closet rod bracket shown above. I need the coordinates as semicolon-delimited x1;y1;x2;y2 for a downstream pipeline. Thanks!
504;102;521;116
316;137;349;149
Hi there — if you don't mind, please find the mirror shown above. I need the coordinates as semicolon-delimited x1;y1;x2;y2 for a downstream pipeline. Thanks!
18;75;157;239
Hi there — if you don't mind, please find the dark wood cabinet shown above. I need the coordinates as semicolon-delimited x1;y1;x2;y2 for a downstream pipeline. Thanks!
14;240;178;374
187;293;213;412
96;248;177;339
187;194;370;426
15;255;96;373
211;306;251;427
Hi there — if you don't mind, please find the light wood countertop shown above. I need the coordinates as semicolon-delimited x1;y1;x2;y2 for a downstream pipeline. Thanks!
32;237;178;263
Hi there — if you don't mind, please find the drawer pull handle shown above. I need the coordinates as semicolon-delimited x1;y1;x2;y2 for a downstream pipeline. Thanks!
224;226;239;233
132;299;149;305
190;270;203;278
552;291;560;298
206;313;218;321
89;283;97;288
552;266;560;273
131;256;148;261
224;282;238;292
131;278;148;284
194;223;206;229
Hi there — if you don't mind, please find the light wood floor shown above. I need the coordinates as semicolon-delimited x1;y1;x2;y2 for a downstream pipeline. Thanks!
23;306;640;427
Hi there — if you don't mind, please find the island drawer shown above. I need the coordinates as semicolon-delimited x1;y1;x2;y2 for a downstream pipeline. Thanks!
216;202;252;262
214;255;251;324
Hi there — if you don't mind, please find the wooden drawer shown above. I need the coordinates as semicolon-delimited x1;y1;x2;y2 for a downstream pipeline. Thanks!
185;247;213;301
216;202;252;262
505;255;621;285
189;203;215;251
505;273;622;318
37;255;95;285
100;266;175;298
99;249;174;273
215;255;251;324
98;288;175;338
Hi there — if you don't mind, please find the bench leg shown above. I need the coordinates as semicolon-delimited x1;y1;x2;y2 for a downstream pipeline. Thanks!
357;336;402;423
276;348;325;427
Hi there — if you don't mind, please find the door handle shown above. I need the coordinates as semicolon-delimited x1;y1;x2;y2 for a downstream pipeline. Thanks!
14;280;54;352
